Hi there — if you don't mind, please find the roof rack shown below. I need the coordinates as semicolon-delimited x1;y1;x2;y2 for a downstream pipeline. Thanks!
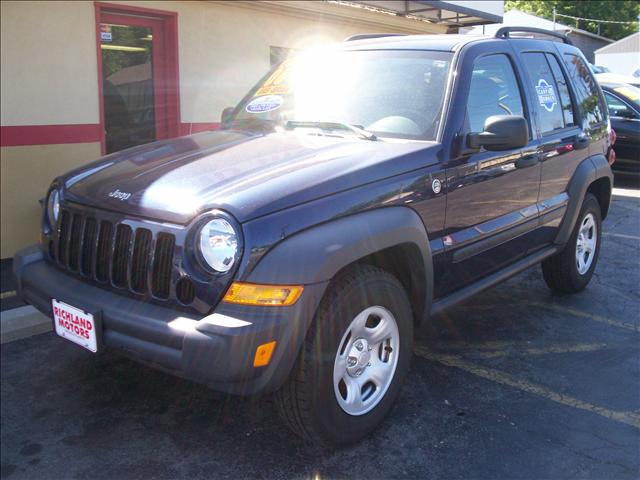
344;33;407;42
495;27;573;45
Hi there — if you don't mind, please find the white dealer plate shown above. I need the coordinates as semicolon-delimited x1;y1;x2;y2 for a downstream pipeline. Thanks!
52;299;98;352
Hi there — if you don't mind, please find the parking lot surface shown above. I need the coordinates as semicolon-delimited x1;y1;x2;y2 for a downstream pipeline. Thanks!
1;181;639;480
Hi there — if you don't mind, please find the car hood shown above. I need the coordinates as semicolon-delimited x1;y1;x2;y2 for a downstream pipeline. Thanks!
62;130;440;224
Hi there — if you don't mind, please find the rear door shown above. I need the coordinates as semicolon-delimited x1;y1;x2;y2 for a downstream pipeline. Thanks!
513;41;592;248
437;42;541;297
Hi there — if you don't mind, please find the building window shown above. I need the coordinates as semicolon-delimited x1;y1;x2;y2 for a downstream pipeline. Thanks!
270;46;295;66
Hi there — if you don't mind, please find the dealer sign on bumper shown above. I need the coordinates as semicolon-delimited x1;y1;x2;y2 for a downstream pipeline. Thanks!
52;299;97;352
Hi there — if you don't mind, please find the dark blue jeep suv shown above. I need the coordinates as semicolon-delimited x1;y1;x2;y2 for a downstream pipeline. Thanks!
14;27;615;445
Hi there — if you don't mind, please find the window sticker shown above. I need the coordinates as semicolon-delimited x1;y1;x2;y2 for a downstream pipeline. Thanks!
100;24;112;42
535;79;557;112
245;95;284;114
255;60;292;96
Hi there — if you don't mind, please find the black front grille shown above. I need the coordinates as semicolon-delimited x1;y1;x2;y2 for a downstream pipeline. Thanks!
54;209;175;300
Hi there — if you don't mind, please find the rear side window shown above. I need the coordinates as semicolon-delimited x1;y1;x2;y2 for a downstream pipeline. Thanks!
562;53;606;129
466;54;525;133
522;52;565;133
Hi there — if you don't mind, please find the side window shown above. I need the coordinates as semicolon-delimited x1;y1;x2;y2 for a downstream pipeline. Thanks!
521;52;564;133
546;54;575;127
466;54;524;133
562;53;606;128
604;91;637;118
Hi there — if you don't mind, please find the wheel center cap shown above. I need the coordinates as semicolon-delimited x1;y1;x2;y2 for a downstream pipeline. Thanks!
346;338;371;377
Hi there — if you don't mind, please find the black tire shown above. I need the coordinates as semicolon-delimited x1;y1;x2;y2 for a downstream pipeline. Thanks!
275;264;414;446
542;193;602;294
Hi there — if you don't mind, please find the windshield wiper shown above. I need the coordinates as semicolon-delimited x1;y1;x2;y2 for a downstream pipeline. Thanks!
285;121;378;141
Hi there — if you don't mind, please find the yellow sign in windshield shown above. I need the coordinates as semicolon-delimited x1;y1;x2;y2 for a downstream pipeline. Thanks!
614;86;639;102
255;60;292;96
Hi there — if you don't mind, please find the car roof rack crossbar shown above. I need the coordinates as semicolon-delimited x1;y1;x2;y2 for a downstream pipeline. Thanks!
344;33;407;42
495;27;573;45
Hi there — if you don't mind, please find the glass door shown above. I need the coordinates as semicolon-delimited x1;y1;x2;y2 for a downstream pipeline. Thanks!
99;13;166;153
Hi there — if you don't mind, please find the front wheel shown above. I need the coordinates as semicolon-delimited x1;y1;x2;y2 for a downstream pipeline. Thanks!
542;193;602;294
275;265;413;446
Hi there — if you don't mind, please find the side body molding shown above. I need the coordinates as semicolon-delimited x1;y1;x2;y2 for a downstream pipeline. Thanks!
555;154;612;246
246;207;434;319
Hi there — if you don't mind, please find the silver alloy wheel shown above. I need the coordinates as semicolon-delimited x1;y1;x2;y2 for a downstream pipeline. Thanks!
576;212;597;275
333;306;400;416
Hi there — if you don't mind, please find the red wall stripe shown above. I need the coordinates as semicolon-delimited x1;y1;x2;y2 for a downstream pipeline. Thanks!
1;123;220;147
0;124;102;147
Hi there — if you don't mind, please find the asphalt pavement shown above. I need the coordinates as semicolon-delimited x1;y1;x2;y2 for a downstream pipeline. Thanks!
1;177;639;480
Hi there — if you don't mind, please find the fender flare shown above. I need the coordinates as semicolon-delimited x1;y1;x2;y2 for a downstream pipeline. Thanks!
555;153;613;246
246;206;434;320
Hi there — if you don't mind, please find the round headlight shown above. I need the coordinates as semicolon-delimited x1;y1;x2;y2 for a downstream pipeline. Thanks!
47;189;60;225
198;218;238;273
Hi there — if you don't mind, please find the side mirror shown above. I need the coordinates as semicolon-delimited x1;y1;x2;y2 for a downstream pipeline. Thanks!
221;106;235;126
467;115;528;151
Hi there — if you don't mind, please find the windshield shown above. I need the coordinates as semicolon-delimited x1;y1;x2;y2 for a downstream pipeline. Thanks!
227;49;453;141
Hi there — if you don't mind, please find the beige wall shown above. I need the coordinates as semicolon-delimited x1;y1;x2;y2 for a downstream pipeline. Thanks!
112;0;446;123
1;0;446;258
1;143;102;258
0;1;99;126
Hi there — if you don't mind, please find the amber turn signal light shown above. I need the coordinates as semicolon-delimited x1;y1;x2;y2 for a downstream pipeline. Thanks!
222;282;303;306
254;340;277;367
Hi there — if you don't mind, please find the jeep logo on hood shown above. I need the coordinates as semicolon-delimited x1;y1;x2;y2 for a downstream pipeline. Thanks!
107;189;132;201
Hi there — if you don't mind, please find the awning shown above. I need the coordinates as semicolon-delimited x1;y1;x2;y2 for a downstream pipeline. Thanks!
347;1;503;28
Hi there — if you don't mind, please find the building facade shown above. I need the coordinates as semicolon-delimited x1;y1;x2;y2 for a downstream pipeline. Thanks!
595;32;640;75
0;0;500;258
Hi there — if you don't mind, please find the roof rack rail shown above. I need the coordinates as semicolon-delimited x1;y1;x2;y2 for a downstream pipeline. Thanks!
495;27;573;45
344;33;407;42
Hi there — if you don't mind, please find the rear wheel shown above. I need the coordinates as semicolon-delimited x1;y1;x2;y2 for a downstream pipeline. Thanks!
275;265;413;446
542;193;602;294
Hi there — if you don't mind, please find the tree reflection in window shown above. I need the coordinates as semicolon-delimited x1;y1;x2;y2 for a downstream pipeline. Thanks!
563;54;605;130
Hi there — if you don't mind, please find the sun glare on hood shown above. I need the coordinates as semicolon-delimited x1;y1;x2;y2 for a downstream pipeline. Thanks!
140;182;201;216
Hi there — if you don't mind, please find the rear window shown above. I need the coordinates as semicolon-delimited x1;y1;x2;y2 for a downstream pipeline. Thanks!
562;53;607;129
522;52;565;134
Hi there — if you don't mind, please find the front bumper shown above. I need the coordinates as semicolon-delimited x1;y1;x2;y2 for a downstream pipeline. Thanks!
13;245;328;395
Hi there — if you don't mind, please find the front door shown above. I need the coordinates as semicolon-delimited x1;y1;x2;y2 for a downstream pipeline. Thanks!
98;8;177;153
438;47;541;297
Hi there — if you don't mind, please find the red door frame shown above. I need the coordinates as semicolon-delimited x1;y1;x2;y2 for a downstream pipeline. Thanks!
94;2;180;154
